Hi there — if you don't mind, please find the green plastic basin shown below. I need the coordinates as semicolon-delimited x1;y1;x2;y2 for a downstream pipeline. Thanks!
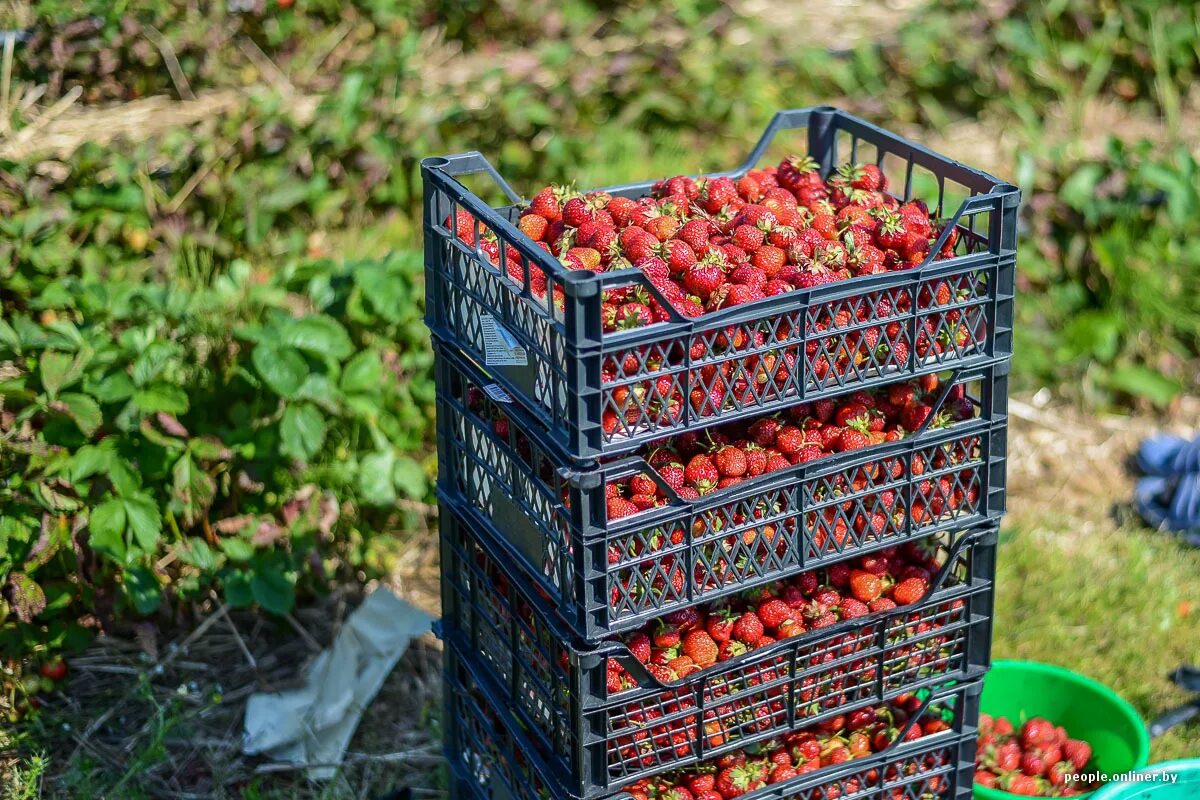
1089;760;1200;799
975;660;1151;799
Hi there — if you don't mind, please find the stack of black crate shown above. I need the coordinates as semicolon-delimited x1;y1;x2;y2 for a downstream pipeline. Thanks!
423;108;1018;800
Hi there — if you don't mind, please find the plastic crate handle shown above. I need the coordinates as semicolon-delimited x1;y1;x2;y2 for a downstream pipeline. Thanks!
421;152;522;205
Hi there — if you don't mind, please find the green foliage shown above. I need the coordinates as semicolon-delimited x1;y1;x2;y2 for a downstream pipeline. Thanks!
863;0;1200;127
1018;140;1200;405
0;242;432;659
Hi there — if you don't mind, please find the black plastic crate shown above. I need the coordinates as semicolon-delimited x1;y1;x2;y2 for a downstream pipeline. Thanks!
441;505;994;794
423;106;1018;462
445;635;982;800
435;342;1008;638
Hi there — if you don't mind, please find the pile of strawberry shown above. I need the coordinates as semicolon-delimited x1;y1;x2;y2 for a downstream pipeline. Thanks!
608;539;949;690
604;372;975;521
975;715;1099;797
622;693;956;800
471;156;958;325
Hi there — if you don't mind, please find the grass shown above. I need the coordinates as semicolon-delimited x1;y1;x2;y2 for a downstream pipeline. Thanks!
993;516;1200;763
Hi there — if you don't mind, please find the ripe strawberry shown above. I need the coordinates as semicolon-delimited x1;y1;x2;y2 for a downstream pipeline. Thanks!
561;196;597;227
732;612;764;646
684;454;720;495
1062;739;1092;770
714;445;748;478
1000;773;1041;796
626;632;651;664
774;426;805;457
836;428;871;451
731;224;765;251
1021;718;1058;749
629;472;657;496
677;217;714;252
1048;761;1073;787
529;185;569;222
604;195;639;227
607;496;639;520
839;598;869;619
683;260;725;299
750;245;787;277
768;764;797;784
719;283;765;308
645;214;681;242
891;577;928;605
793;443;823;463
1020;750;1047;777
706;609;736;643
810;212;838;240
778;155;822;192
728;263;767;290
700;177;740;214
755;599;792;629
518;213;550;241
975;770;999;789
682;629;719;667
660;239;697;275
848;570;883;602
653;622;681;649
658;462;686;492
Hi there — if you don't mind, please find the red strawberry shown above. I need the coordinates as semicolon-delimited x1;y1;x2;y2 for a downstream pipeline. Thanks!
706;609;736;643
683;260;725;299
684;455;720;495
653;622;681;649
1021;718;1058;749
1020;750;1047;777
836;428;871;451
750;245;787;277
1062;739;1092;770
682;629;719;667
774;426;805;457
755;599;792;629
529;185;568;221
839;598;869;619
607;496;639;520
561;196;596;227
848;570;883;602
891;577;928;605
1000;773;1041;796
714;445;748;478
626;632;651;664
731;224;765;251
732;612;764;646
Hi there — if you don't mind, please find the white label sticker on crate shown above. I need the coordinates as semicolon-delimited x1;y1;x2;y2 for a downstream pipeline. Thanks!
482;383;513;404
480;314;528;366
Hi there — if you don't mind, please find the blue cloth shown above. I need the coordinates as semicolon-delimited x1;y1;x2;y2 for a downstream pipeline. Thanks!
1135;433;1200;542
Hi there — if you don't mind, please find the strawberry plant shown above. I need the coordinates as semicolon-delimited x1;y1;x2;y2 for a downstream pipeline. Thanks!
1018;138;1200;405
0;250;434;715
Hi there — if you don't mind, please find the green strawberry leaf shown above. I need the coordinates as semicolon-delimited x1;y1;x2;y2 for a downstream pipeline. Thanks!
252;343;308;398
88;499;127;560
123;565;162;614
280;403;326;461
57;392;102;436
280;315;353;361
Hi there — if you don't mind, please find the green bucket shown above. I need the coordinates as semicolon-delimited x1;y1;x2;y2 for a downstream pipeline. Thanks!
1089;760;1200;799
975;660;1151;799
